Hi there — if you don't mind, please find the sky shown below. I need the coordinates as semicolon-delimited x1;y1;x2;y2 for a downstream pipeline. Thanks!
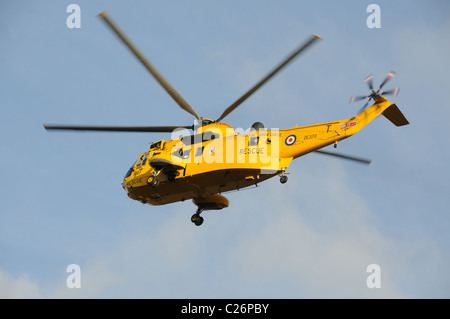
1;0;449;298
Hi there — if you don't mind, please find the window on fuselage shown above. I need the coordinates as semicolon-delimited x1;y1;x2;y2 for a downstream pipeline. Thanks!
249;136;259;146
181;131;220;145
203;131;220;142
172;148;191;160
195;146;205;157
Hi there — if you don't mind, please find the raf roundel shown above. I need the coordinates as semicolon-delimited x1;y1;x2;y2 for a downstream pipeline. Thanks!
285;134;297;146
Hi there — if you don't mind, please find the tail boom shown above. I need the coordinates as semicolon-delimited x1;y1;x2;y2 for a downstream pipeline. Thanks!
278;97;408;160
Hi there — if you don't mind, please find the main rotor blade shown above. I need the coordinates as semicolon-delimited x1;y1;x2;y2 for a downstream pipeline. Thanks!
314;149;372;165
98;12;201;121
216;34;322;122
44;124;192;133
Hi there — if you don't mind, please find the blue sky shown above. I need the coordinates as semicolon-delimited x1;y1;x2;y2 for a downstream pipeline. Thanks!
1;0;449;298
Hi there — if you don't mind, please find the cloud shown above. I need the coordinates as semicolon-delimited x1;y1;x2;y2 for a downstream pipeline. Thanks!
0;269;41;298
233;207;405;298
228;160;407;298
40;159;409;298
3;155;448;298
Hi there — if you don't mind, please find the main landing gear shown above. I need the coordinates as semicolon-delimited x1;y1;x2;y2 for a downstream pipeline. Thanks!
190;194;229;227
279;169;288;184
191;208;204;226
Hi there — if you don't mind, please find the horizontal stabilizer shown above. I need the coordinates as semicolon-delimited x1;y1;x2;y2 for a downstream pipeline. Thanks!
382;104;409;127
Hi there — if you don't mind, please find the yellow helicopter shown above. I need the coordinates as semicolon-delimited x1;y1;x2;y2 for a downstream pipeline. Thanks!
44;12;409;226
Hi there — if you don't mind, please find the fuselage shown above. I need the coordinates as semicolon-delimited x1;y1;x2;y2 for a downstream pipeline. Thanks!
122;98;393;206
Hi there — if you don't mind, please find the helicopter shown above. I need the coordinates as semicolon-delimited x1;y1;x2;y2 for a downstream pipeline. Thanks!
44;12;409;226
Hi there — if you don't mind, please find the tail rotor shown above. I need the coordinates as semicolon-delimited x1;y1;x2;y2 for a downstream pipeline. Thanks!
350;71;400;114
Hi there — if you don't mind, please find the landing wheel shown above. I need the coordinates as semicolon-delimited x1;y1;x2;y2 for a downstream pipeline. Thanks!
191;207;205;226
191;213;204;226
280;175;288;184
147;175;160;188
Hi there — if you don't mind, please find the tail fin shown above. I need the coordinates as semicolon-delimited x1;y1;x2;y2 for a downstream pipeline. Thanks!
382;103;409;126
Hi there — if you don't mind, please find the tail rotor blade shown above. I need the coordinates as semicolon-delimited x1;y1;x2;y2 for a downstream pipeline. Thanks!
365;74;374;91
351;71;399;114
357;98;371;114
379;71;396;90
350;95;368;104
381;87;400;96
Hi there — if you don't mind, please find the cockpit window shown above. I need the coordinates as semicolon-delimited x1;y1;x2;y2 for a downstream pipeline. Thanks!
136;153;149;166
124;166;134;178
149;140;165;150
